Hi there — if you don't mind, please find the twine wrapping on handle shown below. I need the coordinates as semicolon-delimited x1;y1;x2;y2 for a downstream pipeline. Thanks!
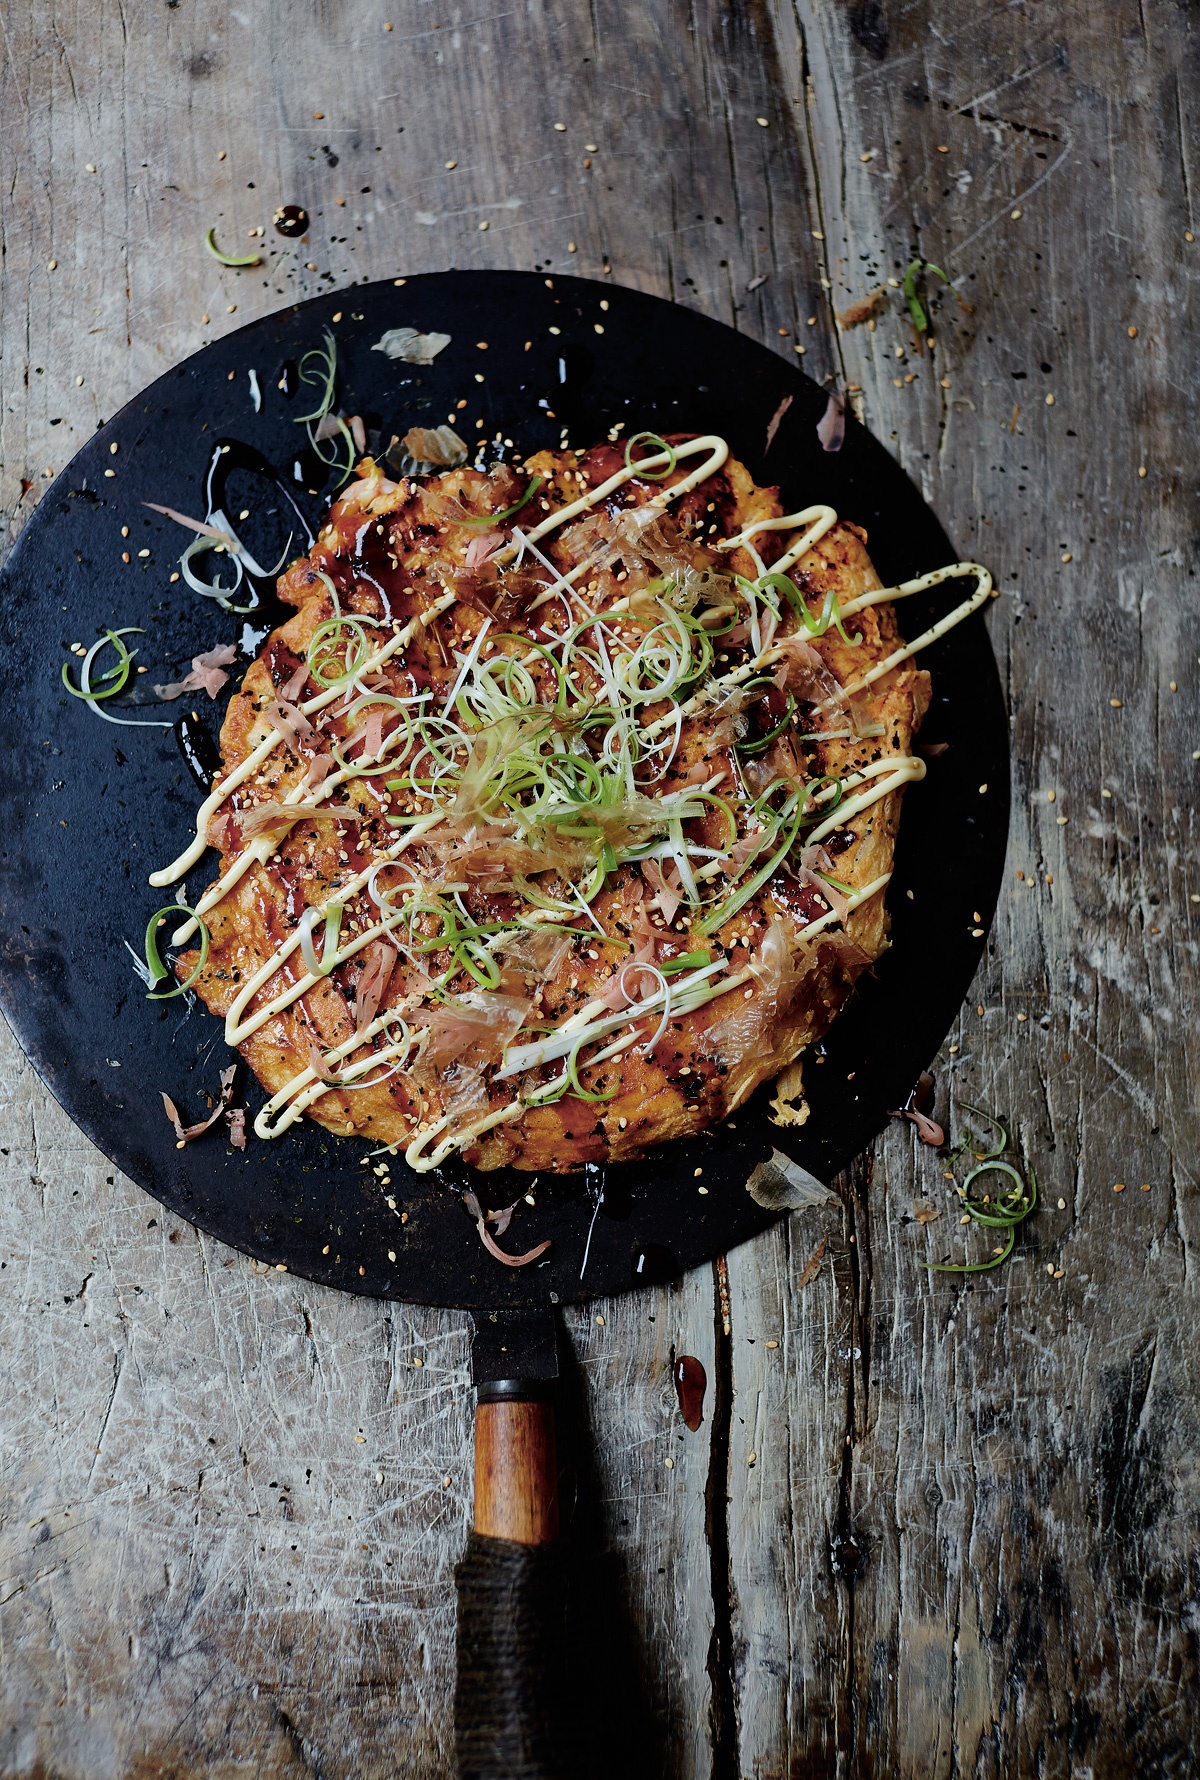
455;1531;571;1780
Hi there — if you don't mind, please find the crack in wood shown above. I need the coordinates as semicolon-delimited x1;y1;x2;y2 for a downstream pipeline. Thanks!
704;1256;738;1779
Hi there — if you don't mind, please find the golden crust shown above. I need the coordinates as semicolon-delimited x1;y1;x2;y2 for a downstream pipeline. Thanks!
185;443;929;1171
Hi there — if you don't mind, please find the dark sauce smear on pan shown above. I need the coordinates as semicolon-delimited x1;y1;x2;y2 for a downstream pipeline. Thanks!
175;712;222;791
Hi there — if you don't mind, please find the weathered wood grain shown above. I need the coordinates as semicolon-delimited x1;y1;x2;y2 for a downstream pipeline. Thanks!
1;1;1197;1776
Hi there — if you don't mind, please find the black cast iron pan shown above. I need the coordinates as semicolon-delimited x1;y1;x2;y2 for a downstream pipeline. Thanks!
0;272;1009;1774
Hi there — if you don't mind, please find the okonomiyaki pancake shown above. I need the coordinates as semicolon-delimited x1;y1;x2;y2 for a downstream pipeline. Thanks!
150;431;991;1173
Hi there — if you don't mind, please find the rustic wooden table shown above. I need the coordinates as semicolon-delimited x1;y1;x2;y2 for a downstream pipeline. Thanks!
1;3;1196;1775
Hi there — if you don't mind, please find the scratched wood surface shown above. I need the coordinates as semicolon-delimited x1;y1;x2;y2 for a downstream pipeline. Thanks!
1;2;1197;1775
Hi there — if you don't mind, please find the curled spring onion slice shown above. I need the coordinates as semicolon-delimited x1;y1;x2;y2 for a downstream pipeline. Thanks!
204;227;262;268
737;689;797;756
624;431;677;482
753;571;863;648
62;630;174;730
455;475;544;527
145;904;211;999
307;615;378;687
904;258;950;334
297;903;344;977
923;1163;1037;1274
951;1101;1008;1161
295;333;338;426
564;1036;619;1102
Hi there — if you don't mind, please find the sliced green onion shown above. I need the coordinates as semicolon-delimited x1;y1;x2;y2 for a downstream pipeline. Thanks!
696;795;804;937
62;630;174;730
922;1163;1036;1273
737;690;796;755
661;949;712;976
923;1226;1016;1275
144;905;211;999
204;227;262;268
62;630;134;702
755;571;862;647
307;615;376;687
456;476;543;527
952;1101;1008;1161
295;332;338;426
903;259;950;334
565;1038;619;1102
624;431;677;482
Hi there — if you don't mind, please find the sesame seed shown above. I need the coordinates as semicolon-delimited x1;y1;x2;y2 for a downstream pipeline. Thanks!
553;121;567;131
1138;465;1148;477
86;162;96;173
1114;1182;1126;1193
766;1339;779;1349
137;549;150;559
1010;207;1023;220
1110;698;1124;707
756;116;769;126
567;241;577;252
478;220;489;231
445;160;457;169
47;258;57;271
1128;325;1138;337
1046;393;1056;405
664;1457;674;1469
1061;551;1072;562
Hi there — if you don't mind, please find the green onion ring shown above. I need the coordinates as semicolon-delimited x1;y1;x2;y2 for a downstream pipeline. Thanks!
204;227;262;268
624;431;677;483
456;476;544;527
144;905;211;1000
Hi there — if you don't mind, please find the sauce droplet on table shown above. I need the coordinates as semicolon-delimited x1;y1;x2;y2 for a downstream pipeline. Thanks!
674;1354;707;1430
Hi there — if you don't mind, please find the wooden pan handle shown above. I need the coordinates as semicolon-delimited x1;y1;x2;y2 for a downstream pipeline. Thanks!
473;1391;560;1544
455;1384;568;1777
